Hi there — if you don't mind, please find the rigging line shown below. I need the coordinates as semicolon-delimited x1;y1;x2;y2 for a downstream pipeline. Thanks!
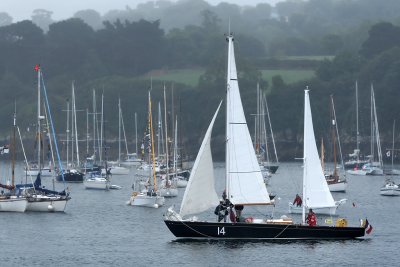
179;221;213;238
40;72;66;188
17;127;36;192
273;224;291;239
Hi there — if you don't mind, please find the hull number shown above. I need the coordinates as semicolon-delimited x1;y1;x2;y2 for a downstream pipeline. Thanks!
217;227;225;235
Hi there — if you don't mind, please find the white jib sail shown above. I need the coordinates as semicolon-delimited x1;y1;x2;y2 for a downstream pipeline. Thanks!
179;102;222;218
303;90;335;209
225;35;270;206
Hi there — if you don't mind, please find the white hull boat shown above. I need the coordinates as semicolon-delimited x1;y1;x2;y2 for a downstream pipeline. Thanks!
328;181;347;192
0;197;27;212
289;203;337;215
159;187;178;197
380;181;400;196
109;165;129;175
173;176;188;188
26;195;68;212
26;167;53;177
84;177;111;190
128;192;165;208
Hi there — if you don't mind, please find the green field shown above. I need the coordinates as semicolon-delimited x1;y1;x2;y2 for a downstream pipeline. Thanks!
141;68;315;87
261;69;315;85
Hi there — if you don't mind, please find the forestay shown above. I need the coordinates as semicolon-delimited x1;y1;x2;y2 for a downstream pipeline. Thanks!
225;35;270;206
303;90;335;209
179;102;222;218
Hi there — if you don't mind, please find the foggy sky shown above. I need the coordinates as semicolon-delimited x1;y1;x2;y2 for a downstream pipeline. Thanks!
2;0;281;22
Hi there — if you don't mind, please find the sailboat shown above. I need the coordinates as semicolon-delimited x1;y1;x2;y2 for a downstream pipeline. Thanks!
344;81;369;170
254;84;279;175
57;82;84;182
18;65;70;212
347;85;383;176
159;87;178;197
108;98;129;175
127;92;165;207
0;108;28;212
323;95;347;192
83;92;111;190
163;34;365;239
289;91;346;215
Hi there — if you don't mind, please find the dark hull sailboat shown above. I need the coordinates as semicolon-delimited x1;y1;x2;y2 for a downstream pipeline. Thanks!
164;220;365;240
56;169;84;182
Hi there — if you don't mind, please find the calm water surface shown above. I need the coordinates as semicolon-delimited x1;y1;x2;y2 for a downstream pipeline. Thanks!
0;162;397;266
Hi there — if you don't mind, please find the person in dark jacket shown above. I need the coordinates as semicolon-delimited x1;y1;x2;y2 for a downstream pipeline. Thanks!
214;200;228;222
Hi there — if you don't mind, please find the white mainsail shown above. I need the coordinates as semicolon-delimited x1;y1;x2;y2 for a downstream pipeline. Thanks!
303;90;335;210
225;35;270;206
179;102;222;218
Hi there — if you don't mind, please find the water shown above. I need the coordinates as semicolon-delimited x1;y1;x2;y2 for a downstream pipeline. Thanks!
0;162;397;266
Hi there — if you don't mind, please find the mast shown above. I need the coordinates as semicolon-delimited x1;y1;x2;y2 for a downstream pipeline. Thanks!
118;97;121;163
86;108;89;157
157;102;162;159
92;90;96;160
135;112;138;155
264;93;278;163
66;98;70;168
12;104;16;190
302;88;309;224
100;93;104;162
330;95;338;177
72;82;79;166
392;120;396;169
37;67;42;175
164;86;169;180
173;116;178;176
320;137;325;172
148;92;157;190
356;81;360;162
331;95;346;176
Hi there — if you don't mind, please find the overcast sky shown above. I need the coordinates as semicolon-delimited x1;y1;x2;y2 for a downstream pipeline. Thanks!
2;0;282;22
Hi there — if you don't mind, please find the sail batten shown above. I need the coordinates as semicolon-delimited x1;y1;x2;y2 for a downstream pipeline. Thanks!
226;35;270;206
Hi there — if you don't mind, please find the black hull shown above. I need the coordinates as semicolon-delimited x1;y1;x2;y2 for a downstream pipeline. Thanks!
57;172;84;182
164;220;365;240
266;165;279;174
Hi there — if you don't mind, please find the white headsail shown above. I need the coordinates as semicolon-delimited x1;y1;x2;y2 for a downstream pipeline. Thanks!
303;90;336;211
179;102;222;218
225;35;270;206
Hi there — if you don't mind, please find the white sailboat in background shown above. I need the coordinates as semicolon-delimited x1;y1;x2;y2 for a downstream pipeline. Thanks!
289;89;346;215
108;98;130;175
345;81;369;170
159;87;178;197
0;109;28;212
324;95;347;192
254;84;279;177
84;92;111;190
348;84;383;176
20;65;70;212
128;92;165;207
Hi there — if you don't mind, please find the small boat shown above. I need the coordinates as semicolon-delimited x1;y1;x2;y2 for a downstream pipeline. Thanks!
84;173;111;190
380;179;400;196
347;85;384;176
127;92;165;208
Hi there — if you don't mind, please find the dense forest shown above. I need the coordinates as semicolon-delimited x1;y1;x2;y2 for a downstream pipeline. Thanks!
1;0;400;161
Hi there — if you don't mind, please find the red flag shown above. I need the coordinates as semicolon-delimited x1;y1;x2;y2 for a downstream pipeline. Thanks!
365;219;373;234
34;64;40;72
